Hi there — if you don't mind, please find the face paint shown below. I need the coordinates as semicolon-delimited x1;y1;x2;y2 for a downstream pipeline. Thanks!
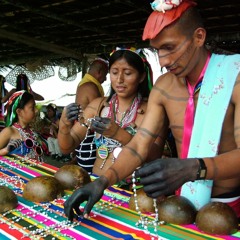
167;39;197;76
156;37;197;76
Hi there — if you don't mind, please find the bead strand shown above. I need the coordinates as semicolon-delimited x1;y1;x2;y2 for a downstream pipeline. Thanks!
132;171;161;237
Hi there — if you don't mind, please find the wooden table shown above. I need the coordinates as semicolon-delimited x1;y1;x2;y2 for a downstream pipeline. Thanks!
0;155;239;240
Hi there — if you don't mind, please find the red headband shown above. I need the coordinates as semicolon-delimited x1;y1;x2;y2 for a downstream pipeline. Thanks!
142;0;196;40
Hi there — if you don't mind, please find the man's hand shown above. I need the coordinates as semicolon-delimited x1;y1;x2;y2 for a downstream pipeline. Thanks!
64;176;108;221
135;158;198;198
91;116;119;138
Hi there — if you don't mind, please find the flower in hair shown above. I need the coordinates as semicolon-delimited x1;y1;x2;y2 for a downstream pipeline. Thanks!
151;0;182;13
143;0;196;40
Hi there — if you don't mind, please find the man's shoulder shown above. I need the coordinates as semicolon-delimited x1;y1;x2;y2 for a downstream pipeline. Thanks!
154;72;178;86
78;82;99;92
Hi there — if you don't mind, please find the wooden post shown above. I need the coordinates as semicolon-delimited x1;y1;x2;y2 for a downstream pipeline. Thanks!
81;56;88;78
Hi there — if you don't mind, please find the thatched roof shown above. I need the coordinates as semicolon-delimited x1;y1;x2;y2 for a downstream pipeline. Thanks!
0;0;239;79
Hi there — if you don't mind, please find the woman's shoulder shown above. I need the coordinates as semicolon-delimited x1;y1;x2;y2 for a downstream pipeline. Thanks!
89;96;107;105
87;97;107;110
84;97;107;116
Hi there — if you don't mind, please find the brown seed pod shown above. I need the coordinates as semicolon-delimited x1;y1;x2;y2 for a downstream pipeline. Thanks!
196;202;238;235
54;165;91;190
129;188;156;213
0;186;18;213
23;176;64;202
158;195;196;225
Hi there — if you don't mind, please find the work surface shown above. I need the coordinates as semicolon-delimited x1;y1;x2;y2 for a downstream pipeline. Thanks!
0;155;239;240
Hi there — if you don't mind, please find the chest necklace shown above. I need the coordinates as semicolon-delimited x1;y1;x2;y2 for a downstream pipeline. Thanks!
95;94;142;169
12;123;43;161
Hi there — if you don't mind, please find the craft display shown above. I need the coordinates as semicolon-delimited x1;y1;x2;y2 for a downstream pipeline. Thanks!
131;171;160;234
0;155;239;240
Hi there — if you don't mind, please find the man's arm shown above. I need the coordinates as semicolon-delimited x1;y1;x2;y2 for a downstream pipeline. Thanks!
75;83;101;109
102;83;169;186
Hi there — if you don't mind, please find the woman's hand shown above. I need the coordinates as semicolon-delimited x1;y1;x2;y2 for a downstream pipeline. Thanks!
61;103;80;126
91;116;119;138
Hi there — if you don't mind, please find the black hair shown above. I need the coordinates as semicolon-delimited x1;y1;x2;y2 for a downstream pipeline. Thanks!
89;59;108;73
46;103;57;112
18;92;34;109
107;50;151;101
176;7;204;37
46;103;57;119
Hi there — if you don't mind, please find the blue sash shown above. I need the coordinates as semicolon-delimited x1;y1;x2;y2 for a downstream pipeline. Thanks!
180;53;240;210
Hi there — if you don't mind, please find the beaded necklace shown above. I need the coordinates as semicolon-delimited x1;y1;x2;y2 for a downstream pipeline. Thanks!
78;118;96;159
95;134;122;169
12;123;43;161
95;93;141;169
132;171;164;236
132;171;158;232
108;93;141;128
77;130;96;160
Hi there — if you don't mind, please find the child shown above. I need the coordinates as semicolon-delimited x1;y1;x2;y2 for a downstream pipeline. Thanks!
40;103;64;160
0;90;44;161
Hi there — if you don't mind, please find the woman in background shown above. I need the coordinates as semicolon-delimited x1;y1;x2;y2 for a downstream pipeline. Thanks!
2;73;44;103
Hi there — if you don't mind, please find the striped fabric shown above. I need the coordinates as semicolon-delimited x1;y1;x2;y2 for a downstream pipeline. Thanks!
76;132;96;174
0;155;239;240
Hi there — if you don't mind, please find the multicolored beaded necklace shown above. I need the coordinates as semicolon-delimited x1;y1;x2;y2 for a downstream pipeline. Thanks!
108;93;142;128
12;123;43;161
95;93;142;169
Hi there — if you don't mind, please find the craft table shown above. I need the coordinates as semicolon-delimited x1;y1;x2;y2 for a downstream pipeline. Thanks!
0;155;239;240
